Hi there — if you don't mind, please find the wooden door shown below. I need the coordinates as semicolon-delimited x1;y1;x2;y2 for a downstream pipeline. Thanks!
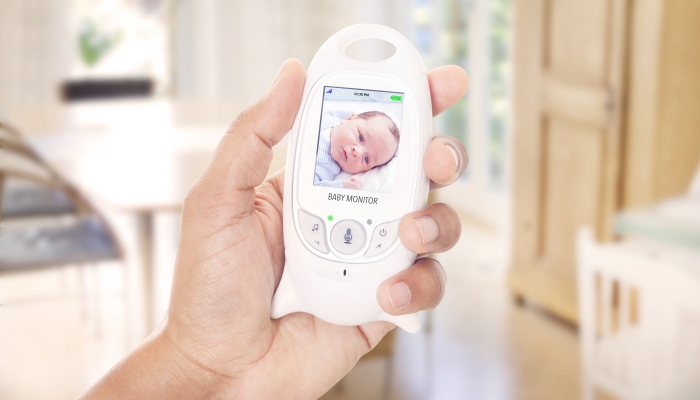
509;0;629;324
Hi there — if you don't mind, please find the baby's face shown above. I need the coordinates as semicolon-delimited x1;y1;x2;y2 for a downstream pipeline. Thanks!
329;115;398;174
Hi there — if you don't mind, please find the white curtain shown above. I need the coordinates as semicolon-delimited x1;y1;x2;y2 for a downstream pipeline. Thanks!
0;0;72;121
172;0;409;105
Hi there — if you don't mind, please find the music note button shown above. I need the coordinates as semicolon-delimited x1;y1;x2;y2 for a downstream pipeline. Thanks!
298;209;328;253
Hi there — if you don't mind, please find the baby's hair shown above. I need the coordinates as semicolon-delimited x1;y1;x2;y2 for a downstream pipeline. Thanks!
355;111;400;142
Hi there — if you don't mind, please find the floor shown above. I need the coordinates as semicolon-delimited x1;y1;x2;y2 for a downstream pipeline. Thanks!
320;221;581;400
0;216;581;400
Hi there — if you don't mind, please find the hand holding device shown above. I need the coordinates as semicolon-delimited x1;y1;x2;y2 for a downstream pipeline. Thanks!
81;45;469;399
271;24;443;332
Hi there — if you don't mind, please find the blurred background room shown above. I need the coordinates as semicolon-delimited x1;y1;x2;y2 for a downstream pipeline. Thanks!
1;0;699;399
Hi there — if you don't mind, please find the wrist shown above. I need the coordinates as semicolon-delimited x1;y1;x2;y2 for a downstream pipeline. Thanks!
157;327;232;396
79;326;230;399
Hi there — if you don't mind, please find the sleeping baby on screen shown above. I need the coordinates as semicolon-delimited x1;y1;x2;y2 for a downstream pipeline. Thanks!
314;110;400;190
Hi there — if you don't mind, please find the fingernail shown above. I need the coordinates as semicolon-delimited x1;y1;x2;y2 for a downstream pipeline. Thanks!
415;216;438;245
386;282;412;310
439;138;461;176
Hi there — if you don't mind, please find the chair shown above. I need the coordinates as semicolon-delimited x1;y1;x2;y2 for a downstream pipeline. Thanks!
577;228;700;400
0;124;122;271
0;122;77;219
1;123;128;354
0;122;30;155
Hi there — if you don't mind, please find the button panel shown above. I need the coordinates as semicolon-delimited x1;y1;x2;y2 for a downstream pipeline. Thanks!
364;219;400;258
330;219;367;255
298;209;328;253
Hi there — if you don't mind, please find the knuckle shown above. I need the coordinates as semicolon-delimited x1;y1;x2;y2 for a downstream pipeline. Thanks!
230;102;274;149
182;178;218;215
231;103;258;129
421;259;445;306
182;184;204;213
445;204;461;229
433;203;461;238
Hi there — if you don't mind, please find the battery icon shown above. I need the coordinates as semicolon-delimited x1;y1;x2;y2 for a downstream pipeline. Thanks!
390;95;402;101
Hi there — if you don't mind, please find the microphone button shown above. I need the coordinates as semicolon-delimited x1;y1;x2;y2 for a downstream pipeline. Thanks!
330;220;366;255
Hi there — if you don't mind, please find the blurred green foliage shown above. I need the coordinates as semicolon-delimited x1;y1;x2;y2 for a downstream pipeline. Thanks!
78;19;121;67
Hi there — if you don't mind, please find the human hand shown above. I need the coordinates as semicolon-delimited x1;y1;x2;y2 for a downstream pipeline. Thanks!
342;175;363;190
81;59;469;399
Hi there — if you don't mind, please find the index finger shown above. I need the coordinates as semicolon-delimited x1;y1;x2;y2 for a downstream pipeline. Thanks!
424;66;470;187
428;65;469;116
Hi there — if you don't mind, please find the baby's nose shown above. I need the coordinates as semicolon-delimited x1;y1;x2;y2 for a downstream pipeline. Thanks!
351;146;359;158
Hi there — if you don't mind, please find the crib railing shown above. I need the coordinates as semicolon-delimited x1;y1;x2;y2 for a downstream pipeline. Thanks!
577;229;700;400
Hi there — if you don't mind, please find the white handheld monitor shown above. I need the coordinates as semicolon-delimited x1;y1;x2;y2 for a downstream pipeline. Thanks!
271;24;432;333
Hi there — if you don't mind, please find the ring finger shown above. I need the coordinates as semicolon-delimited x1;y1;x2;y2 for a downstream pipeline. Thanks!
376;257;446;315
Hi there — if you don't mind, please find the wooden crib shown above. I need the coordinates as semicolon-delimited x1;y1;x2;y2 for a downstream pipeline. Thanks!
577;228;700;400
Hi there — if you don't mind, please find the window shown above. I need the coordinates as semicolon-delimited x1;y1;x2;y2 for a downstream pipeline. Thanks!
411;0;512;195
487;0;511;192
71;0;169;94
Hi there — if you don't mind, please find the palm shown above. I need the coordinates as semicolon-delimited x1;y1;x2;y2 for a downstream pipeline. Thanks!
163;60;467;399
168;167;386;398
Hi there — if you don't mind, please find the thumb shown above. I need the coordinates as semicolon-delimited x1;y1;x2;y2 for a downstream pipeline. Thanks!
196;59;305;201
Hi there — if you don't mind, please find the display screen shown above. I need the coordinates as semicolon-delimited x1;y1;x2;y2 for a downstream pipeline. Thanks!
313;86;404;194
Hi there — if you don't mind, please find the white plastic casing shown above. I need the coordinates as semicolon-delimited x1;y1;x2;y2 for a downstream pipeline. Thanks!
270;24;432;333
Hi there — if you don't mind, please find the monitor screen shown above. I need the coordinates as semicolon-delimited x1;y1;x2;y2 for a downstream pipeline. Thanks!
312;86;404;194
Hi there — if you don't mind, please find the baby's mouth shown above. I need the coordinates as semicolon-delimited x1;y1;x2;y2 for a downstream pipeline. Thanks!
342;148;348;162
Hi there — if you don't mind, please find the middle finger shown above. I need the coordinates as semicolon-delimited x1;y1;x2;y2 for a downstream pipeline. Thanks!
398;202;461;255
424;135;469;189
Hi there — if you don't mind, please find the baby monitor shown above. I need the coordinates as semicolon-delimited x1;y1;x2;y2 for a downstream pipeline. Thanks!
271;24;432;333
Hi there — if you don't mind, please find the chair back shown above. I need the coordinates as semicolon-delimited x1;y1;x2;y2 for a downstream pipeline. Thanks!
0;122;94;213
0;146;54;185
0;122;124;269
0;122;26;149
0;124;53;217
0;122;48;173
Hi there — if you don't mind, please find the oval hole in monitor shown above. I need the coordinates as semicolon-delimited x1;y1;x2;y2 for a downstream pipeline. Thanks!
344;38;396;62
